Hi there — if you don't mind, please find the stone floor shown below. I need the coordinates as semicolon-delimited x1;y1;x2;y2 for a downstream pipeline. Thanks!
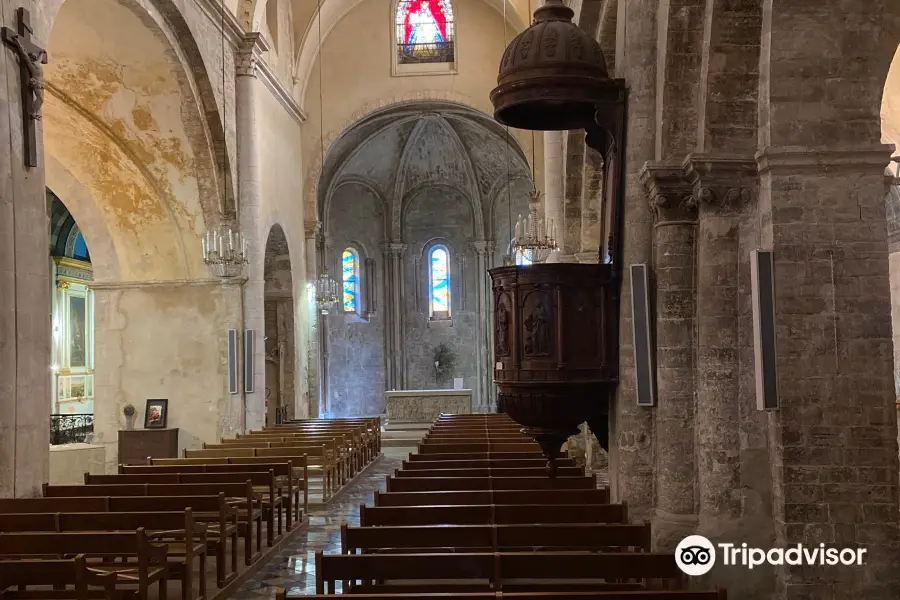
228;454;402;599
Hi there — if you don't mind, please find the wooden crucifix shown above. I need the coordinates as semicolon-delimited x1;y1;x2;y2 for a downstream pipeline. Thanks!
2;8;47;168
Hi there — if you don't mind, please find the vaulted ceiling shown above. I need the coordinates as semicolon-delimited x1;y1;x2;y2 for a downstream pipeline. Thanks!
319;102;533;234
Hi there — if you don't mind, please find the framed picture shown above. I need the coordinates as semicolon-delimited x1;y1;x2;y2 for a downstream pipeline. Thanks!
144;399;168;429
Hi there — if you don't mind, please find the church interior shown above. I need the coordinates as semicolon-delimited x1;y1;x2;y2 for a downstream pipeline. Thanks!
2;0;900;598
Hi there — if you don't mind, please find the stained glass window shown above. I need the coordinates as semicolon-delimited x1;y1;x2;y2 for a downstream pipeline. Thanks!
342;249;359;313
73;232;90;262
516;249;533;266
429;246;450;318
395;0;454;64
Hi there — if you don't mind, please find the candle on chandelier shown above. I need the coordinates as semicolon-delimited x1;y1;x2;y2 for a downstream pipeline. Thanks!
515;216;521;240
228;229;234;253
202;234;207;257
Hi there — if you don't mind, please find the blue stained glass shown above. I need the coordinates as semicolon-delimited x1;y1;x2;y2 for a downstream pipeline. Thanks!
342;249;358;312
516;250;533;266
73;232;89;260
430;247;450;315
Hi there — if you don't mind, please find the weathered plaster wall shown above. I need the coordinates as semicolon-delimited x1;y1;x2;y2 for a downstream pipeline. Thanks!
326;184;386;416
91;282;243;471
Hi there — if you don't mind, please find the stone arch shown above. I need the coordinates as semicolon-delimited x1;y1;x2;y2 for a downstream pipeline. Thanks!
309;98;530;240
45;155;122;282
43;0;228;281
324;177;391;237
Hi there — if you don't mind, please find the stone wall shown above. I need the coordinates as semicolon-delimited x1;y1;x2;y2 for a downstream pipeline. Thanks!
326;184;386;416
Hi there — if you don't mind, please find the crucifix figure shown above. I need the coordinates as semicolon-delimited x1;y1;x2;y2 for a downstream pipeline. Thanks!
2;8;48;168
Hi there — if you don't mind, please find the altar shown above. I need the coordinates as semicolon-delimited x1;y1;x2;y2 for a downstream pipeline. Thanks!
384;389;473;422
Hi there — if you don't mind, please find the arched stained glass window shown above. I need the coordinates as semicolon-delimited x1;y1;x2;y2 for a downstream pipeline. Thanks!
429;246;451;319
395;0;454;64
342;249;359;313
73;232;89;261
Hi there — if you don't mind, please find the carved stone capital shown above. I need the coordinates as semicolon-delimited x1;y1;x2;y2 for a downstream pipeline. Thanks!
381;242;406;257
640;162;697;224
470;240;489;255
682;154;757;215
236;33;267;77
304;219;321;239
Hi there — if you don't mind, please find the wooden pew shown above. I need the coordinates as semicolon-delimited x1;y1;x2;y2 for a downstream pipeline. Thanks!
43;482;263;566
417;443;540;454
277;591;727;600
384;475;596;492
136;457;309;518
340;522;652;554
0;529;169;600
314;551;684;594
407;452;554;462
182;446;337;499
257;422;376;464
85;471;285;546
0;496;238;588
373;488;610;507
393;466;584;478
401;458;576;470
359;504;628;526
198;440;344;490
0;509;207;600
0;555;120;600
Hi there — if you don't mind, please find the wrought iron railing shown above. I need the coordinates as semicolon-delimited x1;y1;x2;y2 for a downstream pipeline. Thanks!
398;41;454;64
50;413;94;445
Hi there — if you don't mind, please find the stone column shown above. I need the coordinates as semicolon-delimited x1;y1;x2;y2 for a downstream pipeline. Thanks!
386;243;406;390
758;147;900;599
472;241;489;411
380;242;395;391
544;130;566;255
0;1;52;498
236;34;266;430
684;157;760;550
0;0;51;496
640;163;698;551
304;219;320;418
609;0;657;520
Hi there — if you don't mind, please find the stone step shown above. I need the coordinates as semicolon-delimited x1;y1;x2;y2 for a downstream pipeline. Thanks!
382;437;424;448
383;421;432;432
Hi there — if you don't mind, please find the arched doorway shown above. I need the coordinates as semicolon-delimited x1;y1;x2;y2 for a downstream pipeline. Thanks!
264;224;297;424
48;189;95;445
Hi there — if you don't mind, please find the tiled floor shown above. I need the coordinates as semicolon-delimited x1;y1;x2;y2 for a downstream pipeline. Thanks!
228;454;402;599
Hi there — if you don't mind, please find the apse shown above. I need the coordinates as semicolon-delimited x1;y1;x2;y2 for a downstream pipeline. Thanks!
318;101;532;417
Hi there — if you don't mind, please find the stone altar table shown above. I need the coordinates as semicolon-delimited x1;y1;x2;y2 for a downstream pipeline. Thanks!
384;389;473;421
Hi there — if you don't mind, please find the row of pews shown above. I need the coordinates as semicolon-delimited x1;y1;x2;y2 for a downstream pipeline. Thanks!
183;417;381;502
0;417;380;600
277;412;727;599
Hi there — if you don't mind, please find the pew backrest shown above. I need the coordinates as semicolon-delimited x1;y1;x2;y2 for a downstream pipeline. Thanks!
359;503;629;526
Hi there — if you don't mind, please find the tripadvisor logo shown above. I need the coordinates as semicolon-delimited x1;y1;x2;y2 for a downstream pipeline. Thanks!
675;535;868;576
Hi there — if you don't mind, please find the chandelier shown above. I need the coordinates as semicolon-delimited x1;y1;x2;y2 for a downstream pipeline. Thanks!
315;268;340;314
202;227;247;278
514;189;558;263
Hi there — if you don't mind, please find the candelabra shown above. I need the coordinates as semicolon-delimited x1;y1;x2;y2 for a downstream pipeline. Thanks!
315;269;340;315
202;227;248;278
514;190;558;264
